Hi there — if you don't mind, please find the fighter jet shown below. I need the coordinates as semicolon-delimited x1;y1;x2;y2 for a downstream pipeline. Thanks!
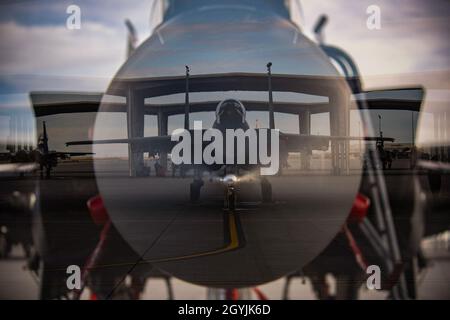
26;0;431;297
2;121;93;178
66;63;393;203
34;121;95;178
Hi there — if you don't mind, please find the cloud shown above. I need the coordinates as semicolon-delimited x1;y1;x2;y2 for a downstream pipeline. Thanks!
300;0;450;77
0;21;126;78
0;0;155;35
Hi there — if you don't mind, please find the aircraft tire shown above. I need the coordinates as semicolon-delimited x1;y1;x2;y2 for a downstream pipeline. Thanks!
227;187;236;211
261;178;272;203
428;171;442;194
190;183;201;202
45;167;51;178
38;260;68;299
0;233;11;259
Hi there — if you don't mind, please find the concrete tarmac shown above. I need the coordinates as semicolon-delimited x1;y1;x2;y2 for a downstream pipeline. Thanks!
0;158;448;299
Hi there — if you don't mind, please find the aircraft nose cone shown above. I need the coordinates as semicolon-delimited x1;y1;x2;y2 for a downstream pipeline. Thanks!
91;5;361;288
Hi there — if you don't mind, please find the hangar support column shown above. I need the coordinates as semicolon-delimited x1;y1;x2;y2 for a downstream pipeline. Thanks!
433;113;439;160
442;110;449;161
438;112;443;161
158;109;168;172
8;116;14;153
17;115;24;151
446;110;450;161
11;115;18;153
26;116;33;150
127;88;145;177
440;110;450;161
299;110;311;170
434;111;448;161
329;92;349;175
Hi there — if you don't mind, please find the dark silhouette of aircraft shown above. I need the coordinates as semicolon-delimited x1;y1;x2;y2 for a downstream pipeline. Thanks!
375;115;393;170
1;121;93;178
66;63;392;203
34;121;94;177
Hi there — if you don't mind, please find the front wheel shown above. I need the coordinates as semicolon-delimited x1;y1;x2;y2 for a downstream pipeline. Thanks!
226;187;236;211
0;232;12;259
45;166;51;178
261;178;272;203
190;180;203;202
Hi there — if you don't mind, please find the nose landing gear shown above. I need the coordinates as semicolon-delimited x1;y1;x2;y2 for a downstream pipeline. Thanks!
260;177;272;203
189;179;204;202
225;185;236;211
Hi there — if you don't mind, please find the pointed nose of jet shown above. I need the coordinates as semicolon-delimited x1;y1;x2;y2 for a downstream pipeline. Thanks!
93;3;360;289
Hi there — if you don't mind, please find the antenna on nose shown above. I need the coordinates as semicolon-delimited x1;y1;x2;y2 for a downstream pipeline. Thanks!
313;15;328;44
267;62;275;130
184;65;190;130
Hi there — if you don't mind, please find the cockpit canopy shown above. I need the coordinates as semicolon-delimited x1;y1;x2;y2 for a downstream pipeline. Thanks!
215;99;246;125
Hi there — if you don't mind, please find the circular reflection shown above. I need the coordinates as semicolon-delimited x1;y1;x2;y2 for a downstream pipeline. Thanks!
91;5;364;287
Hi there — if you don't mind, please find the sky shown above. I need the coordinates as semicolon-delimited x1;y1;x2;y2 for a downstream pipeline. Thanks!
0;0;448;154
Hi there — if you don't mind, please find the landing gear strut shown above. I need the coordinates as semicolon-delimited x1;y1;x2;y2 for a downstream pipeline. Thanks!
225;186;236;211
39;165;52;179
46;166;51;178
190;179;204;202
261;177;272;203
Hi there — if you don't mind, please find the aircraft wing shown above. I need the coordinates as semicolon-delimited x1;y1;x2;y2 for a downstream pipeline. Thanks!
0;163;38;173
67;132;394;155
53;152;95;157
417;159;450;172
281;133;394;152
66;136;176;154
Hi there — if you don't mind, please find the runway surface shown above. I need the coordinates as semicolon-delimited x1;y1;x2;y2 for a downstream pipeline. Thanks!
1;243;448;299
0;158;449;298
